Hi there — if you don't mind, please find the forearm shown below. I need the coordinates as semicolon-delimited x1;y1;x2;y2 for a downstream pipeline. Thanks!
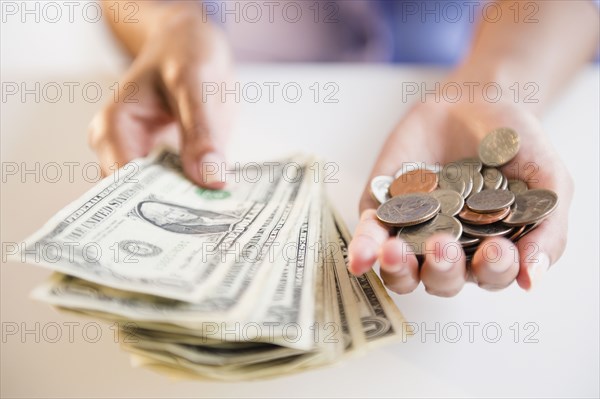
452;0;599;113
101;0;205;56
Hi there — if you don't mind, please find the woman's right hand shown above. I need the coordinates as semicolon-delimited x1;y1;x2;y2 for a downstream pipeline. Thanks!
89;3;233;188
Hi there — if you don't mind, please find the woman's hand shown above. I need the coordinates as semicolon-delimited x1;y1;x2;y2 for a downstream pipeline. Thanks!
89;3;233;188
348;98;574;296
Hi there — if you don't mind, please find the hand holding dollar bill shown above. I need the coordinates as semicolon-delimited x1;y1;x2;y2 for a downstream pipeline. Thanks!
15;149;409;380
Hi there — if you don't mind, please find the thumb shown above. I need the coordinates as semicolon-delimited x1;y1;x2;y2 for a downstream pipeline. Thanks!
165;71;229;189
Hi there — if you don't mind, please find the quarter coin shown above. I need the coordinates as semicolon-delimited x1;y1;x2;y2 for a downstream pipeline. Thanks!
462;222;514;238
503;189;558;226
376;193;441;227
397;214;462;255
466;189;515;213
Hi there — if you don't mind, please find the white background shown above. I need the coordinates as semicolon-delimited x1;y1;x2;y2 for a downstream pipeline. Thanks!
1;1;599;397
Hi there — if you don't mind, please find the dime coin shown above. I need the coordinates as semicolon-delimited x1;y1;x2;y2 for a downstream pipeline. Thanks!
438;168;466;195
457;157;483;174
461;175;473;198
478;128;520;167
466;189;515;213
503;189;558;226
470;171;484;196
429;189;464;216
482;167;503;190
508;179;528;195
459;235;480;247
389;169;438;197
376;194;441;227
369;175;394;205
462;222;514;238
458;206;510;225
499;173;508;190
397;214;462;255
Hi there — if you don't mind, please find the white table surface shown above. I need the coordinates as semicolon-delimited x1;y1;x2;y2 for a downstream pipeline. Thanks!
1;55;599;399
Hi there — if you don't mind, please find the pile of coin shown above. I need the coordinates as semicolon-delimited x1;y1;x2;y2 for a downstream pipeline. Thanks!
371;128;559;261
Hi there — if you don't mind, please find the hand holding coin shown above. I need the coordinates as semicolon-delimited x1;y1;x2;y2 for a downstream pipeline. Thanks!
348;101;573;296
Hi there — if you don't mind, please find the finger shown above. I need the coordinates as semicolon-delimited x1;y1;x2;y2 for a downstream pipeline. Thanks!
379;237;420;294
352;119;437;275
348;209;390;276
162;67;231;189
88;104;150;177
471;237;520;290
501;139;574;290
420;233;467;297
515;213;567;290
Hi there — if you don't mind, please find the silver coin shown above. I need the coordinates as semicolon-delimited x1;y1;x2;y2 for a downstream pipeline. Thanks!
470;171;484;196
429;189;465;216
507;179;528;195
459;235;480;247
369;175;393;205
438;165;467;195
457;157;483;174
500;173;508;190
397;214;462;255
462;222;514;238
461;174;473;198
376;193;441;227
466;189;515;213
482;167;503;190
503;189;558;226
478;128;520;167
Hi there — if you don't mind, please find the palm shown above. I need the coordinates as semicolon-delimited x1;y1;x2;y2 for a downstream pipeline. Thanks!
351;100;573;296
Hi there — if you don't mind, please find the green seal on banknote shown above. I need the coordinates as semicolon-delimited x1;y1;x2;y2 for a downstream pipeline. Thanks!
195;187;231;200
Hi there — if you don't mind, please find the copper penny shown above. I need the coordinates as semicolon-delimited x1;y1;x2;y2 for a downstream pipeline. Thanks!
458;206;510;225
507;225;527;241
388;169;438;197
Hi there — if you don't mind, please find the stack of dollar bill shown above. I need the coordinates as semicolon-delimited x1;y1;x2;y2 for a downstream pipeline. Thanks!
16;149;408;380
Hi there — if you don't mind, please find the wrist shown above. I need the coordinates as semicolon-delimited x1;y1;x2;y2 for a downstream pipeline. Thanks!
445;60;545;115
146;2;207;40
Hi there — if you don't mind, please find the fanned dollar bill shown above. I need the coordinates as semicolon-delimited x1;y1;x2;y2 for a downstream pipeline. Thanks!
21;149;409;380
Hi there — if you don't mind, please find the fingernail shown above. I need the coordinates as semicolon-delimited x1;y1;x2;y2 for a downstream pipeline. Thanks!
527;252;550;289
199;152;225;186
432;257;453;272
386;262;405;274
347;255;354;271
